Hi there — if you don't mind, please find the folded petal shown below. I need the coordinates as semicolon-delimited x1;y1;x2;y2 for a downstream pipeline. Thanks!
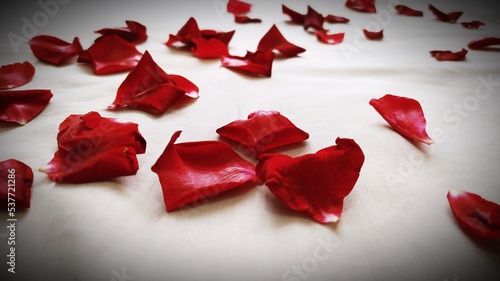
447;190;500;238
200;29;235;46
227;0;252;15
369;94;434;144
428;4;462;23
303;6;325;31
95;20;148;44
0;89;52;125
221;50;274;77
394;5;423;17
282;4;306;25
151;130;259;212
191;37;231;59
257;24;306;57
256;138;365;223
430;48;467;61
363;29;383;40
345;0;376;13
29;35;83;66
165;17;201;47
235;15;262;24
324;15;350;24
0;159;33;209
467;37;500;50
0;61;35;90
315;31;345;44
460;20;485;30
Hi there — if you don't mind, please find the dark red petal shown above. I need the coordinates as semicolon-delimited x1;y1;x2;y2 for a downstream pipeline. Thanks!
467;37;500;50
221;50;274;77
430;48;467;61
151;130;259;212
95;20;148;44
257;24;306;57
345;0;376;13
29;35;83;66
363;29;383;40
77;35;142;75
447;190;500;238
315;31;345;44
200;29;235;46
460;20;485;29
428;4;463;23
0;159;33;209
394;5;423;17
191;37;230;59
0;89;53;125
0;61;35;90
216;110;309;157
324;14;350;23
256;138;365;223
282;4;306;25
303;6;325;31
109;51;198;115
235;15;262;24
227;0;252;15
165;17;201;47
369;94;434;144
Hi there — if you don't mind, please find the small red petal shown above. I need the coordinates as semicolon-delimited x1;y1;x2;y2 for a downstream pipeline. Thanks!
256;138;365;223
315;31;345;44
467;37;500;50
235;15;262;24
227;0;252;15
430;48;467;61
282;4;306;25
165;17;201;47
200;29;235;46
257;24;306;57
0;89;53;125
0;61;35;90
221;50;274;77
428;4;463;23
324;15;350;24
394;5;423;17
151;130;259;212
460;20;485;30
0;159;33;209
29;35;83;66
369;94;434;145
345;0;376;13
363;29;384;40
95;20;148;44
447;190;500;238
303;6;325;31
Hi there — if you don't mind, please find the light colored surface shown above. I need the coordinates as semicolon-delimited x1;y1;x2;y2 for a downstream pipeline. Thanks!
1;0;500;280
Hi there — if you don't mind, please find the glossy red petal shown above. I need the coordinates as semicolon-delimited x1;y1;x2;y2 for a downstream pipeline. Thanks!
345;0;376;13
467;37;500;50
151;130;259;212
428;4;462;23
227;0;252;15
191;37;231;59
324;15;350;23
363;29;383;40
430;48;467;61
109;51;198;115
257;24;306;57
303;6;325;31
77;35;142;75
216;110;309;157
221;50;274;77
395;5;423;17
315;31;345;44
235;15;262;24
282;4;306;25
370;94;434;144
0;159;33;209
165;17;201;47
95;20;148;44
0;89;52;125
200;29;235;46
447;190;500;238
29;35;83;66
0;61;35;90
460;20;485;29
256;138;365;223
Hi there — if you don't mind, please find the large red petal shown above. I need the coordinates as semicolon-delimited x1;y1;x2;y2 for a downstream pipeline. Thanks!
257;24;306;57
363;29;384;40
345;0;376;13
315;31;345;45
369;94;434;145
151;131;259;212
282;4;306;25
0;89;53;125
324;15;350;24
428;4;463;23
460;20;485;29
0;61;35;90
256;138;365;223
394;5;423;17
29;35;83;66
95;20;148;44
430;48;468;61
468;37;500;50
447;190;500;238
221;50;274;77
0;159;33;209
227;0;252;15
235;15;262;24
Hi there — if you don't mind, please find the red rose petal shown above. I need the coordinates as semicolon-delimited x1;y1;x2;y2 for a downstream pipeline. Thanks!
221;50;274;77
467;37;500;50
95;20;148;44
200;29;235;46
0;61;35;90
151;130;259;212
460;20;485;30
430;48;468;61
256;137;365;223
303;6;325;31
0;159;33;209
227;0;252;15
257;24;306;57
324;15;350;24
447;190;500;238
216;110;309;157
0;89;53;125
369;94;434;145
29;35;83;66
77;35;142;75
190;37;231;59
394;5;423;17
282;4;306;25
345;0;376;13
109;51;198;115
315;31;345;44
428;4;463;23
165;17;201;47
363;29;383;40
235;15;262;24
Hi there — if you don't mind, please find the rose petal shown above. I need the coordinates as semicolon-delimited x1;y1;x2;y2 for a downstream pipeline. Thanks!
191;37;231;59
151;130;259;212
345;0;376;13
363;29;383;40
282;4;306;25
200;29;235;46
428;4;463;23
216;110;309;157
0;89;53;125
447;190;500;238
257;24;306;57
256;137;365;223
315;31;345;44
394;5;423;17
108;51;198;115
29;35;83;66
95;20;148;44
221;50;274;77
227;0;252;15
165;17;201;47
0;61;35;90
460;20;485;30
303;6;325;31
467;37;500;50
235;15;262;24
369;94;434;144
430;48;468;61
0;159;33;209
324;15;350;24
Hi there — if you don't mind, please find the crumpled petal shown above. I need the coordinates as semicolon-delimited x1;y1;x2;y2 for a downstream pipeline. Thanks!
0;61;35;90
467;37;500;50
108;51;198;115
369;94;434;144
256;138;365;223
282;5;339;30
430;48;467;61
29;35;83;66
315;31;345;44
77;35;142;75
363;29;383;40
95;20;148;44
257;24;306;57
345;0;376;13
447;190;500;238
221;50;274;77
282;4;306;25
216;110;309;157
303;6;326;31
428;4;462;23
235;15;262;24
324;14;350;23
460;20;485;29
395;5;423;17
151;130;259;212
227;0;252;15
0;159;34;209
0;89;53;125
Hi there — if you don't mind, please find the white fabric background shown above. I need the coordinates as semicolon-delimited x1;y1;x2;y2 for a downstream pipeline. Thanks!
1;0;500;280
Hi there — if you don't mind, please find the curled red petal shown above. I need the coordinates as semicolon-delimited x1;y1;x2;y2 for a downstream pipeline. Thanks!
227;0;252;15
467;37;500;50
257;24;306;57
0;61;35;90
95;20;148;44
460;20;485;29
369;94;434;144
0;89;52;125
216;110;309;157
29;35;83;66
345;0;376;13
151;130;259;212
221;50;274;77
165;17;201;47
363;29;383;40
282;4;306;25
109;51;198;115
394;5;423;17
200;29;235;46
324;15;350;24
428;4;463;23
447;190;500;238
191;37;231;59
0;159;33;209
430;48;467;61
303;6;325;31
77;35;142;75
256;138;365;223
235;15;262;24
315;31;345;44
